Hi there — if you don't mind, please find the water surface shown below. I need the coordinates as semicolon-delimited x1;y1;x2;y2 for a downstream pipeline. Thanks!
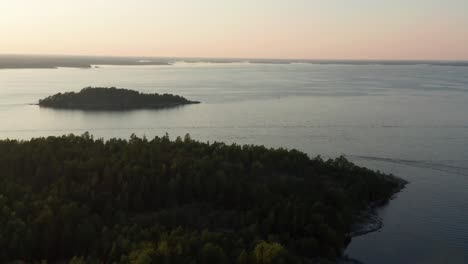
1;63;467;263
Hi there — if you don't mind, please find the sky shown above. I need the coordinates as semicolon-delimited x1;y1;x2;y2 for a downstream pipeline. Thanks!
0;0;467;60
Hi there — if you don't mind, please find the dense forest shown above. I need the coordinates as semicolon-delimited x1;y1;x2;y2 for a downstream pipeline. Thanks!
38;87;199;110
0;134;405;263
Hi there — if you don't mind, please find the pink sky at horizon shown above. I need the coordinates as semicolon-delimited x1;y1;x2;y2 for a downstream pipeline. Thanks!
1;0;467;60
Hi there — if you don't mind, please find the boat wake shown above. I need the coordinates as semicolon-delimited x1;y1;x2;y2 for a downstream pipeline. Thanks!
347;155;468;177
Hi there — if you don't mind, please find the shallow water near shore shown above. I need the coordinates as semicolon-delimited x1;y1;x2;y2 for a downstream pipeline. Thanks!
1;63;468;263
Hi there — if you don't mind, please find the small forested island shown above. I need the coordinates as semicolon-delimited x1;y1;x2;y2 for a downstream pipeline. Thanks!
0;134;406;263
38;87;199;110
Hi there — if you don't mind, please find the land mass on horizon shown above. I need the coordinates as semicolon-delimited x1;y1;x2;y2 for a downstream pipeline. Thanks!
1;54;468;69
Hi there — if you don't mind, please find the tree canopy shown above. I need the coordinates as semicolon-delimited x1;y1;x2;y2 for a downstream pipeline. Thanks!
0;133;405;263
38;87;199;110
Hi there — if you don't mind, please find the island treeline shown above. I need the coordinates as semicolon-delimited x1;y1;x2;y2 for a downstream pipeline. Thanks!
2;55;468;69
38;87;199;110
0;134;404;263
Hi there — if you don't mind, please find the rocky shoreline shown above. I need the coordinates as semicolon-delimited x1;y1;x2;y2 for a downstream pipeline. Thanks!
350;211;384;237
338;175;408;263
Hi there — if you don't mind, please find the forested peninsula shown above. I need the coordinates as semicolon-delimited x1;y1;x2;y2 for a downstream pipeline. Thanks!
0;134;405;263
38;87;199;110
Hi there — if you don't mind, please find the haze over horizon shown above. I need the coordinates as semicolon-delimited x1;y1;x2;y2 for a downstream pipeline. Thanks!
1;0;468;60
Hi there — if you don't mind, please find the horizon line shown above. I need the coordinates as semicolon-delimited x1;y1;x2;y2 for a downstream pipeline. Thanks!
2;53;468;63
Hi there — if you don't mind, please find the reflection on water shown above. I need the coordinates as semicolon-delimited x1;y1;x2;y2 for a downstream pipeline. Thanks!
1;63;468;263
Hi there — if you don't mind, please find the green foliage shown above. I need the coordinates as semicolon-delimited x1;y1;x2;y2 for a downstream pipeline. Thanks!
38;87;199;110
128;243;157;264
0;133;403;263
201;243;227;264
237;250;251;264
68;256;86;264
254;241;289;264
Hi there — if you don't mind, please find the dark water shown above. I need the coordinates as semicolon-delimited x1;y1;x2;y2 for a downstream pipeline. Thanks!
1;63;467;263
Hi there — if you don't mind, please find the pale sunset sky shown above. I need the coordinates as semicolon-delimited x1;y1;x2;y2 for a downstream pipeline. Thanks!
1;0;467;60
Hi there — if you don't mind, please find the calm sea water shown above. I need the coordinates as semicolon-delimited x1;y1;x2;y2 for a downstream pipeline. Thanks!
1;63;468;263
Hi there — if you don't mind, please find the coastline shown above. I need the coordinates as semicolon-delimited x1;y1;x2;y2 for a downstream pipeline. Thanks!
36;100;200;111
2;55;468;70
339;176;408;264
351;173;408;235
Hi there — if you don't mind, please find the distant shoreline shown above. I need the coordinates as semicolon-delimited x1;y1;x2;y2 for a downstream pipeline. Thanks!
1;54;468;69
